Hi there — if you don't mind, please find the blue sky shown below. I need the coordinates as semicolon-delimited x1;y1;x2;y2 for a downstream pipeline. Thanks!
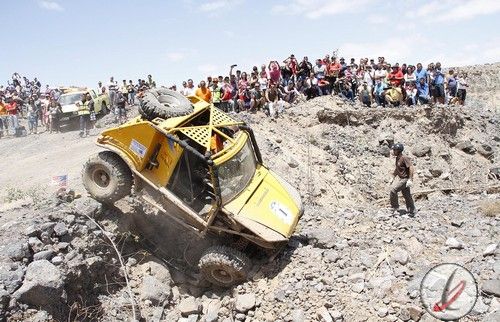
1;0;499;88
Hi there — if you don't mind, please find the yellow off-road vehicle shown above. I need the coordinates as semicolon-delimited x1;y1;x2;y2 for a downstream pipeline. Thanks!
82;89;302;286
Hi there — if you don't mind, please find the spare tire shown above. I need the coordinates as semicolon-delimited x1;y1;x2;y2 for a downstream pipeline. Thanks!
139;88;193;120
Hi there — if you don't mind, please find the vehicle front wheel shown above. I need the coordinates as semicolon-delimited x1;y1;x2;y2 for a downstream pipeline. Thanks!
82;151;133;205
198;246;251;287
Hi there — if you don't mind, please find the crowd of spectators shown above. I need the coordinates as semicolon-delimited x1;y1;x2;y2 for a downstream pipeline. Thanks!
174;54;469;118
0;73;57;137
0;73;157;138
1;53;471;138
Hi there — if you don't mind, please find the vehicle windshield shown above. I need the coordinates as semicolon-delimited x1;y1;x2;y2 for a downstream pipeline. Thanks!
218;138;257;204
58;93;83;105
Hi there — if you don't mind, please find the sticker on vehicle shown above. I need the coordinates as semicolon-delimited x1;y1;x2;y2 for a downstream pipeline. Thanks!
270;201;292;224
130;139;147;158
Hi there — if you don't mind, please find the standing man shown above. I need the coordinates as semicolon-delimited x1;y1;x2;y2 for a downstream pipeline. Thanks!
389;143;415;215
184;79;196;96
147;75;156;88
115;89;127;124
127;80;136;105
97;81;104;95
432;62;445;105
108;76;118;109
76;93;92;137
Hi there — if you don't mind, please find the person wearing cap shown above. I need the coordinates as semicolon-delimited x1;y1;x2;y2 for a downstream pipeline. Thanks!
389;143;415;215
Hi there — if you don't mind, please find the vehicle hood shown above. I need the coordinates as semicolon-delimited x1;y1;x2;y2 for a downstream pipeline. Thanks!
61;104;78;113
232;171;302;238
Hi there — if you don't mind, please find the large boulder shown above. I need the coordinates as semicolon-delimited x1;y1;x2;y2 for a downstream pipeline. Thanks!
378;132;394;147
13;260;65;308
235;293;256;313
412;145;431;157
482;279;500;297
7;241;30;261
139;275;169;305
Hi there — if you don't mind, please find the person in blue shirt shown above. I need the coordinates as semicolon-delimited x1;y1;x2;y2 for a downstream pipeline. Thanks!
432;62;445;104
416;77;430;105
374;79;387;107
415;63;428;83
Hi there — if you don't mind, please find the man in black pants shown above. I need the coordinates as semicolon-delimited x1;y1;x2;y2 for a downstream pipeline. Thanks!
389;143;416;215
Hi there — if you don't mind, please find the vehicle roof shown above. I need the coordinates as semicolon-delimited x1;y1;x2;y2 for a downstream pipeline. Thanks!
60;87;93;95
154;97;244;152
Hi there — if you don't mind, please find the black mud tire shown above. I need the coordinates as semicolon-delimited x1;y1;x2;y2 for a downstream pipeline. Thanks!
139;88;193;121
82;151;133;205
198;246;251;287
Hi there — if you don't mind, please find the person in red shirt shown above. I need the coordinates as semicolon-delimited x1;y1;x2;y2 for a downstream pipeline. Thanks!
5;99;19;135
327;57;341;93
221;76;234;112
388;65;404;87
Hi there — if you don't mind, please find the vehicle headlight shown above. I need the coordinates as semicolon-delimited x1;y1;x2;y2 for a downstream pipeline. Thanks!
73;111;78;115
270;170;303;216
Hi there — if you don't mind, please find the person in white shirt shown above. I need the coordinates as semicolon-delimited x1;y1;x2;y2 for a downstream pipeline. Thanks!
179;81;187;96
107;76;118;108
456;72;468;106
184;79;196;96
374;64;387;85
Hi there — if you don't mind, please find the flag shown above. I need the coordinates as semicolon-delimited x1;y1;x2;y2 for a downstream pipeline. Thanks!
51;175;68;188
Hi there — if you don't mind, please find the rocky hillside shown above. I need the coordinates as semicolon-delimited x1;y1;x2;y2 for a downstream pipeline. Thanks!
0;62;499;322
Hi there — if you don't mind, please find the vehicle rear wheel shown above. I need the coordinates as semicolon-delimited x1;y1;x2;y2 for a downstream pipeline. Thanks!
82;151;133;205
139;88;193;121
198;245;250;287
